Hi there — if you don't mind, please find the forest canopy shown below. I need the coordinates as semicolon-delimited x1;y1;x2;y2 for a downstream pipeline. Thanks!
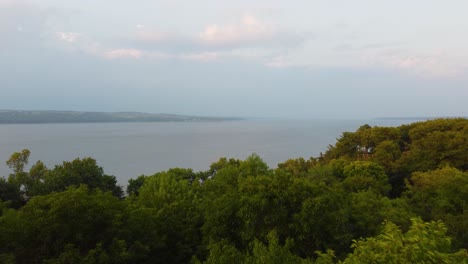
0;118;467;263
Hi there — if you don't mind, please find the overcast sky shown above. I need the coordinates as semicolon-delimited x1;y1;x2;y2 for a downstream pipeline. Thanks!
1;0;467;118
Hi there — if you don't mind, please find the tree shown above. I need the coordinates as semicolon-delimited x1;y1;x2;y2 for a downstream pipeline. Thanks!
200;240;245;264
126;175;146;196
342;161;391;196
126;171;203;263
346;191;413;240
341;218;467;264
43;157;123;198
245;231;312;264
6;149;30;175
0;186;126;264
239;154;270;178
397;118;468;172
277;157;317;177
5;149;31;202
405;167;468;248
0;178;22;208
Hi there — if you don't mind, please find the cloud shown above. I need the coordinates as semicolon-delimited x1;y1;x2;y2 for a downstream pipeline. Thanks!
259;33;467;79
264;55;299;68
0;0;49;51
0;0;37;32
128;14;302;52
365;50;465;78
198;14;275;46
104;48;143;59
180;52;218;62
134;26;178;44
56;31;80;43
50;28;174;61
102;48;174;60
112;13;306;66
0;0;20;7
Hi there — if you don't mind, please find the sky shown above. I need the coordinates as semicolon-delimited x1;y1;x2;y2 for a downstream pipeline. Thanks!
1;0;468;119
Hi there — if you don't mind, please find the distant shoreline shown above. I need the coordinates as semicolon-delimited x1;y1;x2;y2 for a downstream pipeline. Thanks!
375;116;467;121
0;110;243;124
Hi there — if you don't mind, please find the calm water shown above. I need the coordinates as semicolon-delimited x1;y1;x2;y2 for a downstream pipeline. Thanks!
0;119;413;185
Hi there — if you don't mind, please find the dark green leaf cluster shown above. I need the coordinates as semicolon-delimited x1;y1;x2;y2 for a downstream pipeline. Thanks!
0;118;466;263
324;118;468;196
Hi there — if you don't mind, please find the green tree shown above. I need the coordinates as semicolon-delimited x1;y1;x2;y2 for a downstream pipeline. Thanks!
5;149;31;202
346;191;413;240
201;240;245;264
43;157;123;197
126;175;146;196
0;186;126;264
245;231;312;264
6;149;30;175
397;118;468;173
405;167;468;248
291;182;351;257
277;157;317;177
341;218;468;264
126;170;203;263
342;161;391;196
0;178;22;208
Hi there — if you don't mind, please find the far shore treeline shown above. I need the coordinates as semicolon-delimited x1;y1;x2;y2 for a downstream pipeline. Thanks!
0;110;242;124
0;118;467;263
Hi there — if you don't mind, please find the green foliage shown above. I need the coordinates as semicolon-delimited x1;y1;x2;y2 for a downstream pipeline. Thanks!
291;182;352;256
342;161;391;195
208;157;242;175
126;170;203;263
245;231;313;264
0;207;23;258
324;118;468;196
239;153;270;177
6;149;30;175
43;157;123;197
44;244;82;264
2;152;123;203
341;218;468;264
398;118;468;172
0;186;126;264
277;157;317;177
324;125;400;162
0;253;15;264
0;177;23;208
201;231;313;264
5;149;32;203
372;140;401;171
346;191;413;240
405;166;468;248
201;240;245;264
126;175;146;196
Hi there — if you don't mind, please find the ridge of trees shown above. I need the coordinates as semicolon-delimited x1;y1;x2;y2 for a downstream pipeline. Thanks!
0;118;467;263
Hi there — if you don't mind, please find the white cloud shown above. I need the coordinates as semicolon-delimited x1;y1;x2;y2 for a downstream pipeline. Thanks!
104;48;143;59
198;14;275;46
180;52;218;62
258;34;467;79
56;31;80;43
265;55;296;68
0;0;20;7
135;26;176;43
364;50;465;78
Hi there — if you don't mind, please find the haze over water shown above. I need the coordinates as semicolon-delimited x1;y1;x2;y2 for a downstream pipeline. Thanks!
0;119;414;185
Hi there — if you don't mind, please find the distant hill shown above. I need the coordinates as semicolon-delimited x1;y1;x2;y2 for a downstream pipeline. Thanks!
376;116;468;121
0;110;242;124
